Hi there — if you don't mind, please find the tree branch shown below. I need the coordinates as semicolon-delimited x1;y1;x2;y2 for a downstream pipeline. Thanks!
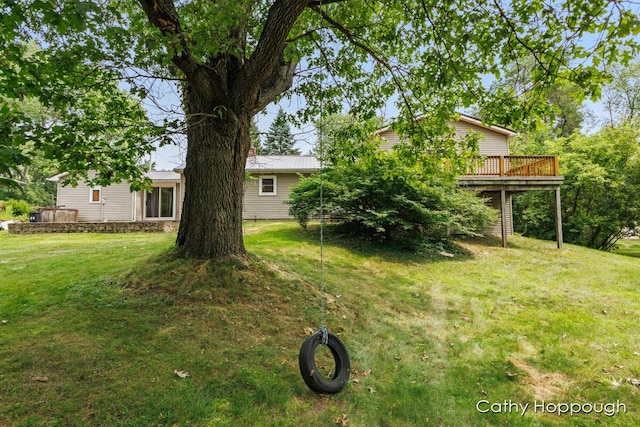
137;0;214;96
240;0;308;102
310;6;416;120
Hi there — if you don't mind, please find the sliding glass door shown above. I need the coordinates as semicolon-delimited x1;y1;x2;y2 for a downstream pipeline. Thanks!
145;186;175;219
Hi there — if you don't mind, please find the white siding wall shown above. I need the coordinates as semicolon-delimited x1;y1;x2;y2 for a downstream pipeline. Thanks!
243;173;302;220
57;178;133;222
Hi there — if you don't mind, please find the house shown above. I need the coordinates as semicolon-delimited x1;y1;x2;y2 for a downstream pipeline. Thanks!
48;170;182;222
376;113;518;236
46;114;563;247
47;153;320;223
376;113;564;247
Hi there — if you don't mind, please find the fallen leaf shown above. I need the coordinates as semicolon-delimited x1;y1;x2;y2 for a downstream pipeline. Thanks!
362;369;372;377
506;371;518;378
174;369;189;379
612;378;623;387
303;327;314;335
368;386;376;394
335;413;349;426
31;376;49;382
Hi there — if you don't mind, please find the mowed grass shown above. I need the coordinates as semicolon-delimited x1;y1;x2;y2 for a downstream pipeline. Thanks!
1;224;639;426
615;239;640;258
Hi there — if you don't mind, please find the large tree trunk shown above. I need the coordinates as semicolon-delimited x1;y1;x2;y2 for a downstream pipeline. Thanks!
176;87;251;259
137;0;304;259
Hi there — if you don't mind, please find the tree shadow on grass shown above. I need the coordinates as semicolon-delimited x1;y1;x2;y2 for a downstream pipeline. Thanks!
251;223;482;264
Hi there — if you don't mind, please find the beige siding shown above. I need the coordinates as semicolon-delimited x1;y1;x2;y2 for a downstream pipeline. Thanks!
175;182;182;221
57;178;134;222
378;129;401;151
243;173;302;220
453;121;509;155
377;119;510;155
134;191;144;221
483;191;513;236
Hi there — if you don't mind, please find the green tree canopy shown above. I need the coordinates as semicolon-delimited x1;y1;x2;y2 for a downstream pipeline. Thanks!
2;0;639;258
513;123;640;250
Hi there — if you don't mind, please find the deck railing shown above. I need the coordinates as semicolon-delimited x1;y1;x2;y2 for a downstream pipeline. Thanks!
465;156;559;177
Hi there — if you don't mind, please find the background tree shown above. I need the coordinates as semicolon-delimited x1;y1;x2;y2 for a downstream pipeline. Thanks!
602;61;640;125
310;113;383;162
481;57;586;137
250;119;263;154
3;0;638;259
513;124;640;250
262;109;300;155
0;97;60;206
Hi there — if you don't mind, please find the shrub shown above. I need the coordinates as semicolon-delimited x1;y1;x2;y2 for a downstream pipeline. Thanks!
288;151;497;248
2;199;34;217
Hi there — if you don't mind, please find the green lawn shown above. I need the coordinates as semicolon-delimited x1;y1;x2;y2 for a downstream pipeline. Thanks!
614;239;640;258
1;225;639;426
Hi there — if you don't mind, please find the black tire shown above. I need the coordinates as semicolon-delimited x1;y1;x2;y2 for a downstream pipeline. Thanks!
298;330;350;394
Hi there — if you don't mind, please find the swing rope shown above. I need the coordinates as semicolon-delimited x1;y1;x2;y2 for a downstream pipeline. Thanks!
318;106;328;345
316;0;329;346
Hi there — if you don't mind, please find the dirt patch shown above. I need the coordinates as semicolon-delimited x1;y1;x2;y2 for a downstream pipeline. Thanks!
511;358;571;401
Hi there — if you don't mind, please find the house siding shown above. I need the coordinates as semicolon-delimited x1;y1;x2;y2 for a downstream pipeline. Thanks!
483;191;513;236
452;121;509;155
54;172;180;223
57;176;134;222
377;119;510;154
243;173;303;220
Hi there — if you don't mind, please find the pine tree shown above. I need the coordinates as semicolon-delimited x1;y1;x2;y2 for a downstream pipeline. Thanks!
250;119;262;154
263;109;300;155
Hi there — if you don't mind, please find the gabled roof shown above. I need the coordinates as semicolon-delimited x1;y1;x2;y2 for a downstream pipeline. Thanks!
47;170;180;183
375;112;517;137
173;155;321;174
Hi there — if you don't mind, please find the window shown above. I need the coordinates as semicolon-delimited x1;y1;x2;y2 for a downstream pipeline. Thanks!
145;186;175;219
259;176;277;196
89;187;102;203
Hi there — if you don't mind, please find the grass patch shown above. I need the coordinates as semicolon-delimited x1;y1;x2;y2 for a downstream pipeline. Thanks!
614;239;640;258
1;225;640;426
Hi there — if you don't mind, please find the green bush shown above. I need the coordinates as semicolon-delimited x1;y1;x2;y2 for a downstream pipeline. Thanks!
2;199;34;217
288;151;497;249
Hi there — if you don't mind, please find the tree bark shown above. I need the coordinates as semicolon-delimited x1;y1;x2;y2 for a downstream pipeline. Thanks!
175;86;251;259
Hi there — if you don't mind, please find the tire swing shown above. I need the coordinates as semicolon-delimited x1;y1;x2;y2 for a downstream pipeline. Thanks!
298;103;350;394
299;328;350;394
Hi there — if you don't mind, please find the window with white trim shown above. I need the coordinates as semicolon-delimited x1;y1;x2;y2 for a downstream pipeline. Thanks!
259;175;277;196
89;187;102;203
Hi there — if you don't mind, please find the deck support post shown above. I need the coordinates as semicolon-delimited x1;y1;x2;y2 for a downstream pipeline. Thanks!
500;189;508;248
555;188;563;249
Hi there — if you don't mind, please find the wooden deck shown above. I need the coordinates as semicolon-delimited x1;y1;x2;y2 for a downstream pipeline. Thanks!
464;156;559;177
458;155;564;249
